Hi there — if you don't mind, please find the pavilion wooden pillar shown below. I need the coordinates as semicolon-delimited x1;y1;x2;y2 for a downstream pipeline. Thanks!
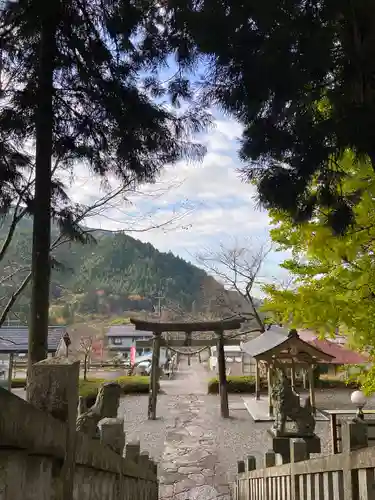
148;332;161;420
7;353;14;391
255;359;260;400
216;330;229;418
267;363;273;417
308;364;316;413
302;369;307;389
290;359;296;391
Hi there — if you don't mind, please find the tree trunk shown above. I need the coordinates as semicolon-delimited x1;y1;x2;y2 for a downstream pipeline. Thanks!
28;4;57;374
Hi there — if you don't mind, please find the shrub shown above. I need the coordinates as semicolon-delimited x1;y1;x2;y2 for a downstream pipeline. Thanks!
10;378;27;388
110;317;130;325
79;376;153;407
208;376;256;394
316;375;358;389
10;375;153;406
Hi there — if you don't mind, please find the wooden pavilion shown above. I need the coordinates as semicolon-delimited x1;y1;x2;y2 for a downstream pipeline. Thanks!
130;317;244;420
241;326;334;416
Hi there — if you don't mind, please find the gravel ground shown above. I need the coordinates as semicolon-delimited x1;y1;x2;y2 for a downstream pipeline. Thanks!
117;360;341;499
11;357;374;499
119;394;172;462
118;366;367;474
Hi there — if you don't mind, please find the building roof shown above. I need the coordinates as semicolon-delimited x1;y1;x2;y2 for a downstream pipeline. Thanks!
106;325;153;338
241;325;290;357
306;338;368;365
241;325;333;362
0;326;66;354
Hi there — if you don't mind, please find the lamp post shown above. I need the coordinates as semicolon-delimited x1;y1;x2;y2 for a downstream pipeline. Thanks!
351;390;367;421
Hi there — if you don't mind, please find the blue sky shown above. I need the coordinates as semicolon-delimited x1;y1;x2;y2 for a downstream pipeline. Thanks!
61;62;290;294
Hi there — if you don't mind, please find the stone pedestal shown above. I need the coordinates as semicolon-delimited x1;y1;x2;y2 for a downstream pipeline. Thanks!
268;430;321;464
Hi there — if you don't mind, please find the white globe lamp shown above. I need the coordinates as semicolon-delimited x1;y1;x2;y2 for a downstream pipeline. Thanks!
351;390;367;420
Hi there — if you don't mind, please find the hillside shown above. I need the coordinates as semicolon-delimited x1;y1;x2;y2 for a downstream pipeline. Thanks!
0;215;208;320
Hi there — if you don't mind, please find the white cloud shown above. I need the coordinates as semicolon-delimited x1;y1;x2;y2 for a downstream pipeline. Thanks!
63;113;286;283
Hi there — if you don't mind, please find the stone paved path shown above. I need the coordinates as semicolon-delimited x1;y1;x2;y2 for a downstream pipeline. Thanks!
158;359;232;500
120;358;354;499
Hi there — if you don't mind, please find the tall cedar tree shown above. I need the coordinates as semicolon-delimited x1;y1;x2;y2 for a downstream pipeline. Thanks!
1;0;208;369
166;0;375;233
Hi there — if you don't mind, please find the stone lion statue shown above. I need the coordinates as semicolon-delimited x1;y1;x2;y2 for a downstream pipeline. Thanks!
76;382;121;437
271;366;315;436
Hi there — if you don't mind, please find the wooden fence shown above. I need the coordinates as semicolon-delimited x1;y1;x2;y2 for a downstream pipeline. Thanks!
326;410;375;454
233;421;375;500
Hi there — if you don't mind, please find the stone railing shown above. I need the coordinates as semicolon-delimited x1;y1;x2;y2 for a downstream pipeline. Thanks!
0;357;158;500
233;421;374;500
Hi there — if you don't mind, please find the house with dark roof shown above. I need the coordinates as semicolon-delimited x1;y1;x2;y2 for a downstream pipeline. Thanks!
105;324;153;358
0;325;67;389
0;325;66;355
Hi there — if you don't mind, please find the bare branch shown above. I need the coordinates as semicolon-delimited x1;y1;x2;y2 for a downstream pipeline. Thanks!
0;273;32;328
196;238;271;332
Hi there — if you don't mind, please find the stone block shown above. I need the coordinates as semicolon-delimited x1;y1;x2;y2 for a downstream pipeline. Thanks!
26;357;80;422
99;417;125;455
271;434;321;463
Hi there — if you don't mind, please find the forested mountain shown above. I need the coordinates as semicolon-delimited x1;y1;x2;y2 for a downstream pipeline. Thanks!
0;215;208;321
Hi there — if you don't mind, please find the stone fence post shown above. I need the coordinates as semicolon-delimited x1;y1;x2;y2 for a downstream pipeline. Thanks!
236;460;245;500
126;441;141;463
342;420;368;500
26;357;80;500
290;438;309;500
246;456;256;499
99;417;125;455
264;450;276;499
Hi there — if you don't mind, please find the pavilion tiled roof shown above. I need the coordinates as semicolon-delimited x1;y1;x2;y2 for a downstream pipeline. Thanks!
241;325;333;361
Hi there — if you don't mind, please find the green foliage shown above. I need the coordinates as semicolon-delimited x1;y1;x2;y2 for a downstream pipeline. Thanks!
110;317;131;325
263;152;375;388
166;1;375;231
207;376;255;394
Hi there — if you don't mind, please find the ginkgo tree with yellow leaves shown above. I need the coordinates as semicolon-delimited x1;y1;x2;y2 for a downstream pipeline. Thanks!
262;151;375;391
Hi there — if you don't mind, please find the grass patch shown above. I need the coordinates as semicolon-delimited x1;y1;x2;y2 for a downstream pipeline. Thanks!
11;375;152;406
208;376;256;394
80;376;152;407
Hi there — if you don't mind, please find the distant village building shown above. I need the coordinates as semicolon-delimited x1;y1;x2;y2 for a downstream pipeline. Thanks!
297;330;368;376
105;324;153;358
0;325;66;390
209;345;253;376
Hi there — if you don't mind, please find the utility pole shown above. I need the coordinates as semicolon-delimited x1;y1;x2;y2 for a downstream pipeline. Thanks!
155;296;164;317
191;300;196;315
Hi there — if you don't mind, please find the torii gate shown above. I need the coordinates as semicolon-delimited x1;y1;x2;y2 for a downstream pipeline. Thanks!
130;317;244;420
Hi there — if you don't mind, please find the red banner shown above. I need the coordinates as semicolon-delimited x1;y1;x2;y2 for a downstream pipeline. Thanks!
130;345;136;366
91;339;103;359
